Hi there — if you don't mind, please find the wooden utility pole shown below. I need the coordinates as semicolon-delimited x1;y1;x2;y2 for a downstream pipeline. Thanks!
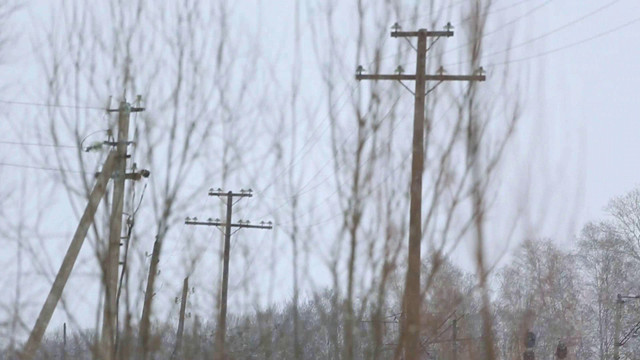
139;237;161;360
62;322;67;360
452;316;457;360
356;23;485;360
20;151;118;360
171;276;189;360
186;188;273;360
102;99;144;360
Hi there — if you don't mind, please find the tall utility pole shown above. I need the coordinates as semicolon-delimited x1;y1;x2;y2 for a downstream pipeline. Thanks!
186;188;273;360
356;23;485;360
102;99;144;360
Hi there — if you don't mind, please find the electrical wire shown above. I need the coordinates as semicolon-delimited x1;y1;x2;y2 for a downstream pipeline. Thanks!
372;0;549;74
252;92;409;223
483;15;640;67
274;92;461;230
0;99;104;110
406;0;622;69
0;140;77;148
397;0;536;31
441;0;553;56
474;0;624;62
256;82;357;195
0;161;88;173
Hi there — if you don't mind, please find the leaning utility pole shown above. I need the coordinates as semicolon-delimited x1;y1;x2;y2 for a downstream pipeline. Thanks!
171;276;189;360
356;23;485;360
102;98;144;360
20;152;118;360
139;237;161;360
186;188;272;360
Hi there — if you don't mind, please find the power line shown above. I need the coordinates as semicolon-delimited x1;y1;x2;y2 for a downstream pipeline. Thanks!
257;82;357;195
275;92;461;230
442;0;553;56
478;0;624;61
0;140;77;148
0;162;87;173
399;0;626;69
484;15;640;67
397;0;537;28
258;94;406;220
0;99;104;110
377;0;548;70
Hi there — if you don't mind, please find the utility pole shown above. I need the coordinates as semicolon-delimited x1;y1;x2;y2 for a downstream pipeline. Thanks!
171;276;189;360
139;237;161;360
355;23;485;360
186;188;273;360
20;151;118;360
62;323;67;360
102;98;144;360
452;316;457;360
